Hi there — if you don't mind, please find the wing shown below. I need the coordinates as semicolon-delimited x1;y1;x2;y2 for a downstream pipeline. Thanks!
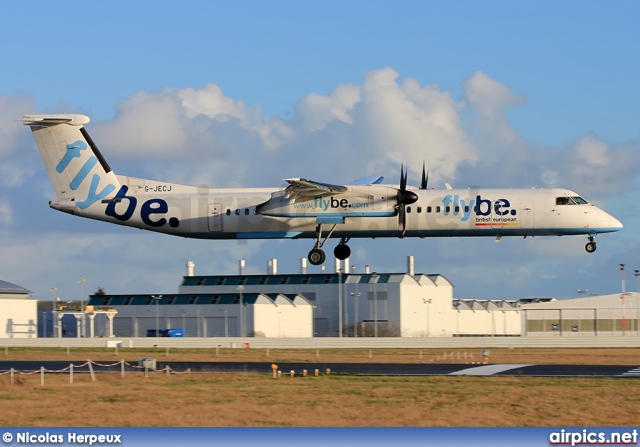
284;178;348;202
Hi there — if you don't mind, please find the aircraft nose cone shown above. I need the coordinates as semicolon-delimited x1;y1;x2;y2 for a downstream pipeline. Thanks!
611;216;623;230
600;212;623;232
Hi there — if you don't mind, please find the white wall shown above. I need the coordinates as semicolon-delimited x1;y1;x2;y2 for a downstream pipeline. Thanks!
0;299;37;338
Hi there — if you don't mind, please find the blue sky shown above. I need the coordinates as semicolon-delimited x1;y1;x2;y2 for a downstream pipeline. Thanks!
0;1;638;303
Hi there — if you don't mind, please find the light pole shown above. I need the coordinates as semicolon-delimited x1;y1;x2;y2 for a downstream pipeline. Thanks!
372;273;379;337
350;291;361;337
49;287;57;339
621;264;626;334
635;270;640;333
151;295;162;336
238;285;244;337
78;279;85;338
338;268;343;337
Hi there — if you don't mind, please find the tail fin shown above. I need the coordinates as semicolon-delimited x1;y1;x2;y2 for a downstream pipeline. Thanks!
23;114;120;211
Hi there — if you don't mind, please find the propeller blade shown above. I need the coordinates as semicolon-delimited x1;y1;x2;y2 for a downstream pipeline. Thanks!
397;203;406;237
396;162;417;237
420;162;428;190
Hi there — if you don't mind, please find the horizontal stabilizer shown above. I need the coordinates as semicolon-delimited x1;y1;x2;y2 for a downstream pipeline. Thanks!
22;114;90;127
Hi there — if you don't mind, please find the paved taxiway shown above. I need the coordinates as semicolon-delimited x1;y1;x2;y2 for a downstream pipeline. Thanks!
0;361;639;377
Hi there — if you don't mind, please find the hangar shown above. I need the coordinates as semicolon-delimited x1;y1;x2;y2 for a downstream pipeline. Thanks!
521;293;637;336
84;257;522;338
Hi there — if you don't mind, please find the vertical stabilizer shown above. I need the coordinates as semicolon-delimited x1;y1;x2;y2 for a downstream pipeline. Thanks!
23;114;120;211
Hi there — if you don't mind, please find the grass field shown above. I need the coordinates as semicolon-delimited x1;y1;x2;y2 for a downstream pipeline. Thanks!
0;347;638;427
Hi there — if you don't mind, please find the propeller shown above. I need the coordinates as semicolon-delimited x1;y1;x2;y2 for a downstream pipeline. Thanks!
420;161;428;190
396;163;418;238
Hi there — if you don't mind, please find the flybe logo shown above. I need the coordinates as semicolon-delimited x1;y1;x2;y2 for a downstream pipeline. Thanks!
292;197;369;210
105;186;180;228
57;141;116;210
441;194;517;222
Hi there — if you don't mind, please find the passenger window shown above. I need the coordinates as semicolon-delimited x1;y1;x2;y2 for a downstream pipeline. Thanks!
417;206;422;213
464;206;469;213
407;207;412;213
436;206;441;213
245;209;249;215
445;206;450;213
427;206;432;213
454;206;460;213
225;209;231;216
235;209;241;215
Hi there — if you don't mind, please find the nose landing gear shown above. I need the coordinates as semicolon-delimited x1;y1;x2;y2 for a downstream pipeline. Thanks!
585;236;597;253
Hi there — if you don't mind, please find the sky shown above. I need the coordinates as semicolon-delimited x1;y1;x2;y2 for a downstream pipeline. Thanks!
0;1;638;303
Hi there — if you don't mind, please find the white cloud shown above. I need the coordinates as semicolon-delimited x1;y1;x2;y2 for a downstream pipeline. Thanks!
0;94;39;159
296;84;361;131
463;70;525;144
0;201;12;225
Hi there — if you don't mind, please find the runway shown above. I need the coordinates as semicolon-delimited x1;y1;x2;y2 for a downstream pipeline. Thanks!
0;361;639;377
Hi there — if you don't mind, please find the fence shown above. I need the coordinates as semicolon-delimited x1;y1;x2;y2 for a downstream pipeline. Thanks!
0;359;191;385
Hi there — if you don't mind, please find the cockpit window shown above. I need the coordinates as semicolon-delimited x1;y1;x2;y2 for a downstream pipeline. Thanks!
572;196;588;204
556;196;588;205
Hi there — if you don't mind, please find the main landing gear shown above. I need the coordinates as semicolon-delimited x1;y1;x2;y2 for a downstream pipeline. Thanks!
585;236;597;253
307;224;351;265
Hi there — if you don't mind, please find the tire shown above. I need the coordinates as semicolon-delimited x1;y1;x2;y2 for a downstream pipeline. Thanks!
308;248;326;265
334;244;351;260
585;242;597;253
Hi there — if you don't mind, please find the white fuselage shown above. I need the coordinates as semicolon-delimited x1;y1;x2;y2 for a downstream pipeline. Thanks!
52;176;622;241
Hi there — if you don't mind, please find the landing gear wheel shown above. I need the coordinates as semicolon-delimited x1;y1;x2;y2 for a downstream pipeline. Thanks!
308;248;326;265
585;242;596;253
334;243;351;260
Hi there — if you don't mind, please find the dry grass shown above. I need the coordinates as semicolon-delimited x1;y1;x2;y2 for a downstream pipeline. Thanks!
0;347;638;427
0;372;638;427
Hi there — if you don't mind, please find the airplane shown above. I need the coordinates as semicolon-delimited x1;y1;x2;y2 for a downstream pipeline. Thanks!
23;114;623;266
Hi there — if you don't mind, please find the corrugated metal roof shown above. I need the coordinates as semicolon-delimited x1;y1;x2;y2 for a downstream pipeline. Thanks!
0;280;31;295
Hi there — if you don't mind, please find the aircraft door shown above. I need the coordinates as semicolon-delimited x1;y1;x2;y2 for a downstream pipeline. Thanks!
208;203;223;231
521;201;535;229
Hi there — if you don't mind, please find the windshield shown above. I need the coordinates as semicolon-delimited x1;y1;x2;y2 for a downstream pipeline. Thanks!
556;196;589;205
